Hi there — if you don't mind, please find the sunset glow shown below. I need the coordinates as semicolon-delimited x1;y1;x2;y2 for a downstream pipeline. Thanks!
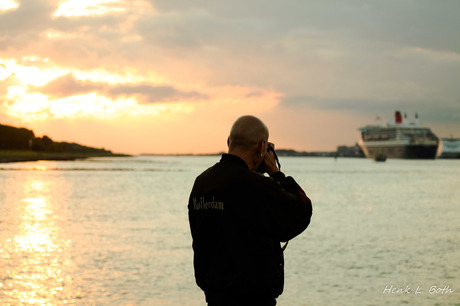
54;0;125;17
1;0;459;154
0;0;18;12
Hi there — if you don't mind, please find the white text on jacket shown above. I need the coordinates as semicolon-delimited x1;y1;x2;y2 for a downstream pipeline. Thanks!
192;197;224;210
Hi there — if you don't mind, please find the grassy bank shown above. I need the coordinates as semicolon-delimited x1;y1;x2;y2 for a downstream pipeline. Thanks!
0;150;128;163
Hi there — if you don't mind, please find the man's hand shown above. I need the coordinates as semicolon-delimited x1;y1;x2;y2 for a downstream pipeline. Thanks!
263;143;279;175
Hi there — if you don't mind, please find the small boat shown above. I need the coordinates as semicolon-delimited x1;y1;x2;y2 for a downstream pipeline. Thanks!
437;137;460;158
374;152;387;162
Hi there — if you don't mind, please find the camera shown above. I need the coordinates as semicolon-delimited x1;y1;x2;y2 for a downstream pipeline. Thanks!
256;143;281;173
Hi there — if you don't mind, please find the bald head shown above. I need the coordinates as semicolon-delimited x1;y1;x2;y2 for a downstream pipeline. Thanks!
228;115;269;152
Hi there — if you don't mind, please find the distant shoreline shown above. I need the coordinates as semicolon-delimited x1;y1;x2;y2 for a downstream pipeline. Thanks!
141;149;342;158
1;150;342;163
0;150;129;163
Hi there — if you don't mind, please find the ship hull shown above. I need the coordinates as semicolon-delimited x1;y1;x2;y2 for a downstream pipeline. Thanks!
360;143;438;159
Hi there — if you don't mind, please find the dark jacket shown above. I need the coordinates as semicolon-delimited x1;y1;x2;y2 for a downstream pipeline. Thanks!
188;154;312;305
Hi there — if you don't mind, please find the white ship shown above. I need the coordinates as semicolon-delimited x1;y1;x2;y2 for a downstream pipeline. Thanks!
437;137;460;158
358;111;439;159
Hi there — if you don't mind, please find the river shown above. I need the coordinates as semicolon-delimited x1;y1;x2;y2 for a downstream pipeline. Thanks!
0;156;459;305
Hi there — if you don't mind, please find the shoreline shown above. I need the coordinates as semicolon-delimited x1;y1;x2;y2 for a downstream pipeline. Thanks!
0;150;129;163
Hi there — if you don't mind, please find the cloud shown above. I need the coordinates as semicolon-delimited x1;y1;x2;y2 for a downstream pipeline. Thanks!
36;73;103;98
129;0;460;118
0;0;55;33
0;73;18;96
1;0;460;151
148;0;460;51
281;95;460;125
108;84;207;104
34;73;208;103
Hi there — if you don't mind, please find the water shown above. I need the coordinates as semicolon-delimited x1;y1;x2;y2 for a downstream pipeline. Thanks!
0;156;459;305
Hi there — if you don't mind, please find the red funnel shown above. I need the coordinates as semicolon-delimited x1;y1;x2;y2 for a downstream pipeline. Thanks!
395;111;402;124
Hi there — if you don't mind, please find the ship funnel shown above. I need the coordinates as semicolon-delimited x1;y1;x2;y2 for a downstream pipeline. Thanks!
395;111;403;124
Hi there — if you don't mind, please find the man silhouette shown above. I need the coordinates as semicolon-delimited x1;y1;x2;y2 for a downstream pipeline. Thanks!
188;115;312;305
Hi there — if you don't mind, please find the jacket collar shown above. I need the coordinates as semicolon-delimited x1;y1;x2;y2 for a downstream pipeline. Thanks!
221;154;249;169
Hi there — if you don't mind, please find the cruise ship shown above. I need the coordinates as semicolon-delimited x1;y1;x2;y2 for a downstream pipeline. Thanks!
358;111;439;159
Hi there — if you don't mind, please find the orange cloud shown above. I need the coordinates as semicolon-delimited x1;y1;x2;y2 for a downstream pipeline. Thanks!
34;73;208;103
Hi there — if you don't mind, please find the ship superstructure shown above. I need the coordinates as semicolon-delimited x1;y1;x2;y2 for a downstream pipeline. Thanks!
359;111;439;159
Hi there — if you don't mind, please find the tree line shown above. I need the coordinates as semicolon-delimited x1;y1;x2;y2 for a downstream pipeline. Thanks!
0;123;113;154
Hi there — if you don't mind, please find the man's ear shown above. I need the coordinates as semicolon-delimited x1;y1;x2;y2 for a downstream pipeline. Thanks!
258;140;267;156
227;137;230;148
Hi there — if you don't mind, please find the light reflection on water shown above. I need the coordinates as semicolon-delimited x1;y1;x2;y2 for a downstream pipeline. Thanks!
1;176;82;304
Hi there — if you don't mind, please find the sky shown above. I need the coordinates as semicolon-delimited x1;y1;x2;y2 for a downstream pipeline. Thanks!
1;0;459;154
